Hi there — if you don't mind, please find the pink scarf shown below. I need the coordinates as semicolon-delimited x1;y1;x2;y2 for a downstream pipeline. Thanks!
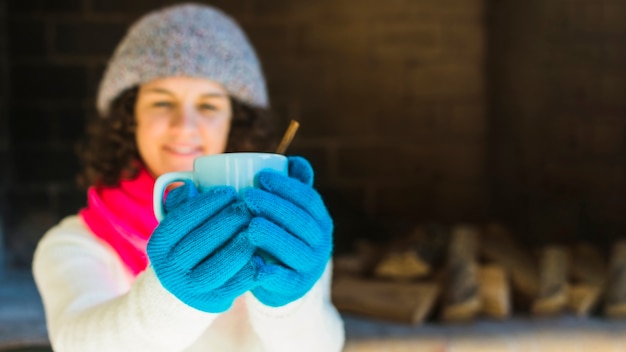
79;168;158;276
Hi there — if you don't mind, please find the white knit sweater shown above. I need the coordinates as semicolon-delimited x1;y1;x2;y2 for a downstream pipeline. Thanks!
33;215;345;352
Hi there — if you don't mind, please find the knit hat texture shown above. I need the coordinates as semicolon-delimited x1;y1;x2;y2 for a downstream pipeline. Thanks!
97;3;268;116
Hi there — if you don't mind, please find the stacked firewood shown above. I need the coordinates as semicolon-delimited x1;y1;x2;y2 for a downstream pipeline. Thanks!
332;222;626;325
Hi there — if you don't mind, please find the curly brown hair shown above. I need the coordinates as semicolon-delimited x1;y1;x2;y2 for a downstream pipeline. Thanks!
77;87;277;188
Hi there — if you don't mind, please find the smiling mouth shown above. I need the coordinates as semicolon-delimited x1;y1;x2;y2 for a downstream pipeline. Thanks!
164;146;202;156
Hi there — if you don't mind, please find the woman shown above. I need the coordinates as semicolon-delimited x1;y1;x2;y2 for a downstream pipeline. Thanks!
32;3;345;351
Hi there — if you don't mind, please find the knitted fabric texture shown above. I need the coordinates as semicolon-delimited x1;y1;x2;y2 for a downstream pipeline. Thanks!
79;167;157;276
243;156;334;307
97;3;268;116
147;181;258;313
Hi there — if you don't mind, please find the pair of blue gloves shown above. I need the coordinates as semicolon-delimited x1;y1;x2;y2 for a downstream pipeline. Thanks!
147;157;333;313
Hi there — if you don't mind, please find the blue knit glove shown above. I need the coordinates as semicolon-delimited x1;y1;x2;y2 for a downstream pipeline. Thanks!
243;156;333;307
147;180;256;313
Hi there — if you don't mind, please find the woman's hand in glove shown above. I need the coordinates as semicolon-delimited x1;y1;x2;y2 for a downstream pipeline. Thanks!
243;156;333;307
147;180;256;313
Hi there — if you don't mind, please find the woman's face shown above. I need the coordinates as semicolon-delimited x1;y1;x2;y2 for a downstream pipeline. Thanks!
135;76;232;177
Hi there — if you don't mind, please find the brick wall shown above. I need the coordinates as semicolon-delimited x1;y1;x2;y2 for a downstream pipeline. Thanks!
248;0;488;249
6;0;626;270
4;0;486;268
6;0;96;267
488;0;626;247
0;0;8;277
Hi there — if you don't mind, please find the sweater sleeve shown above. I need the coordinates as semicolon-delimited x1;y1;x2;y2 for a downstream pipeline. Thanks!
32;216;218;352
245;260;346;352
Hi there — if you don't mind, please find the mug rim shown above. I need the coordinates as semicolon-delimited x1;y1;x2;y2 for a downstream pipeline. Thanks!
193;152;286;167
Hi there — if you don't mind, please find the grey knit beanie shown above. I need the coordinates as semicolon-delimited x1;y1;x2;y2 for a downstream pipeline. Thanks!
97;3;268;116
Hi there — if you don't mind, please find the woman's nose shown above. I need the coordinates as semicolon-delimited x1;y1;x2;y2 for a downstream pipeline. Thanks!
171;105;198;129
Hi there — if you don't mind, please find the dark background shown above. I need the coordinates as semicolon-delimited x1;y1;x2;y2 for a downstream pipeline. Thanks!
0;0;625;271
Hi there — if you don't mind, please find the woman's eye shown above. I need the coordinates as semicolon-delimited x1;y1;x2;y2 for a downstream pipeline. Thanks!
199;103;217;111
153;101;174;108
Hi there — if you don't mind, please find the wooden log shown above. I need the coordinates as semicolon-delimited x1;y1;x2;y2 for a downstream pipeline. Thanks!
604;240;626;318
333;238;385;278
478;264;510;319
480;223;540;301
372;225;449;281
570;243;607;286
531;245;570;316
373;250;431;281
407;224;450;271
332;275;439;325
569;284;602;317
568;243;607;316
441;224;482;322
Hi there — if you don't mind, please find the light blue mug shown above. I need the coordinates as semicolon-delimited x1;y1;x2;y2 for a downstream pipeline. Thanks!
153;152;288;221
